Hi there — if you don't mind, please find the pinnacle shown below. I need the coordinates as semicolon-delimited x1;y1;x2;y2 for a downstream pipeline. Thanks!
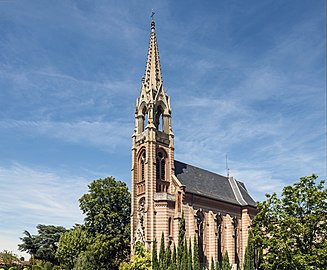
142;18;163;92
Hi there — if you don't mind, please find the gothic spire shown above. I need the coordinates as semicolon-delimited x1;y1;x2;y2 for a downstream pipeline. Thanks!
142;16;163;93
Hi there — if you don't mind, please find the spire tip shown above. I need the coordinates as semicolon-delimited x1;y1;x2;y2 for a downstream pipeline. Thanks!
151;10;155;31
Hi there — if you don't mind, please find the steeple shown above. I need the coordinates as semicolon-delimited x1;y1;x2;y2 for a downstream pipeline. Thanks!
134;17;172;136
142;17;164;94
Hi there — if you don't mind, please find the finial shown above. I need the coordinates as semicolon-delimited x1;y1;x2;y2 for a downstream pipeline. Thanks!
151;10;155;31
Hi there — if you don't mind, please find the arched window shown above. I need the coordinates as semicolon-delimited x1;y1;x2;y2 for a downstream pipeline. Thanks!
232;216;239;266
196;209;205;267
168;217;172;237
216;213;223;266
156;151;166;180
141;153;145;181
143;113;148;132
155;106;164;131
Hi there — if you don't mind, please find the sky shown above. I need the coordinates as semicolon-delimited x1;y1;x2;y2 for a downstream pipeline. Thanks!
0;0;326;258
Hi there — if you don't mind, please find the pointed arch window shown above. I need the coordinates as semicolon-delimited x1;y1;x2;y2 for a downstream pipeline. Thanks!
156;151;166;180
141;153;145;181
216;213;223;266
155;106;164;132
136;150;146;195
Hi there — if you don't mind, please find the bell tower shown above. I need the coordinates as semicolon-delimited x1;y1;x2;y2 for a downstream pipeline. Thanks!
131;18;175;250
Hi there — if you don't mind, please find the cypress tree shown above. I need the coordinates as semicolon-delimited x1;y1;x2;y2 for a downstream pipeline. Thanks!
152;238;159;270
243;231;255;270
177;211;186;267
181;238;188;270
193;235;200;270
211;257;215;270
172;243;177;265
188;238;193;270
159;232;165;269
221;252;232;270
164;240;172;269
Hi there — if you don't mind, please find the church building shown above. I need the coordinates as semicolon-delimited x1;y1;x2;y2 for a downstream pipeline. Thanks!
131;18;257;270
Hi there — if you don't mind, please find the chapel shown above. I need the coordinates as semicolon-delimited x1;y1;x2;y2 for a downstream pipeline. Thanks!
131;18;257;270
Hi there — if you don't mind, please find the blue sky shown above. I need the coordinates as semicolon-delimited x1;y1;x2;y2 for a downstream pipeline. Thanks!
0;0;325;257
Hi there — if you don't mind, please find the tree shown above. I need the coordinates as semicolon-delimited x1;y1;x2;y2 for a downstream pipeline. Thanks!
221;252;231;270
18;230;38;262
73;251;98;270
188;239;193;270
119;243;152;270
192;235;200;270
177;211;186;269
152;239;159;270
210;257;215;270
0;250;19;267
252;174;327;270
164;240;171;269
56;225;89;269
79;177;131;269
158;233;165;269
243;230;255;270
18;225;66;265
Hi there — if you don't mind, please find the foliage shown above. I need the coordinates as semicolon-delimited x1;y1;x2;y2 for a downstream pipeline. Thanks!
158;233;165;269
171;243;177;266
32;266;43;270
119;243;152;270
43;261;52;270
0;250;18;267
18;225;66;265
221;252;231;270
79;177;131;269
164;241;171;269
252;174;327;270
55;225;89;269
151;239;158;270
188;239;192;270
177;212;185;267
72;251;98;270
243;230;255;270
210;257;215;270
192;236;200;270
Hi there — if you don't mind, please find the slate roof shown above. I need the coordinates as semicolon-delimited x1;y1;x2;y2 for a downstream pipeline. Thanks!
174;160;256;207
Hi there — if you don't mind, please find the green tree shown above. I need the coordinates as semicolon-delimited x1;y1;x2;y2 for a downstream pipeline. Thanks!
79;177;131;270
188;239;193;270
221;252;231;270
210;257;215;270
192;235;200;270
164;240;171;269
158;232;165;269
152;239;159;270
243;230;255;270
171;243;177;266
18;230;38;263
56;225;89;269
252;174;327;270
73;251;98;270
0;250;18;267
119;243;152;270
177;211;186;268
18;225;66;265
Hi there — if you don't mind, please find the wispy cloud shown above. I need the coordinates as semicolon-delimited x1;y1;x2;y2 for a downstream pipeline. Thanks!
0;163;90;257
0;120;131;152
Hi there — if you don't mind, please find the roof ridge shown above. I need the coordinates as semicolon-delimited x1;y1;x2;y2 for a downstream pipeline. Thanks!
174;159;227;178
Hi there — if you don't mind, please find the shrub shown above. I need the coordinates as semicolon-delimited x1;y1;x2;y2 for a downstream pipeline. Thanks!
32;266;43;270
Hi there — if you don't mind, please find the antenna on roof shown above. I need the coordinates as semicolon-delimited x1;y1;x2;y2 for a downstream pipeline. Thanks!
225;154;230;178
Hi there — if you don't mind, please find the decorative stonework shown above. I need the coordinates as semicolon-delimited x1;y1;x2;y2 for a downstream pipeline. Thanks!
135;198;145;245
